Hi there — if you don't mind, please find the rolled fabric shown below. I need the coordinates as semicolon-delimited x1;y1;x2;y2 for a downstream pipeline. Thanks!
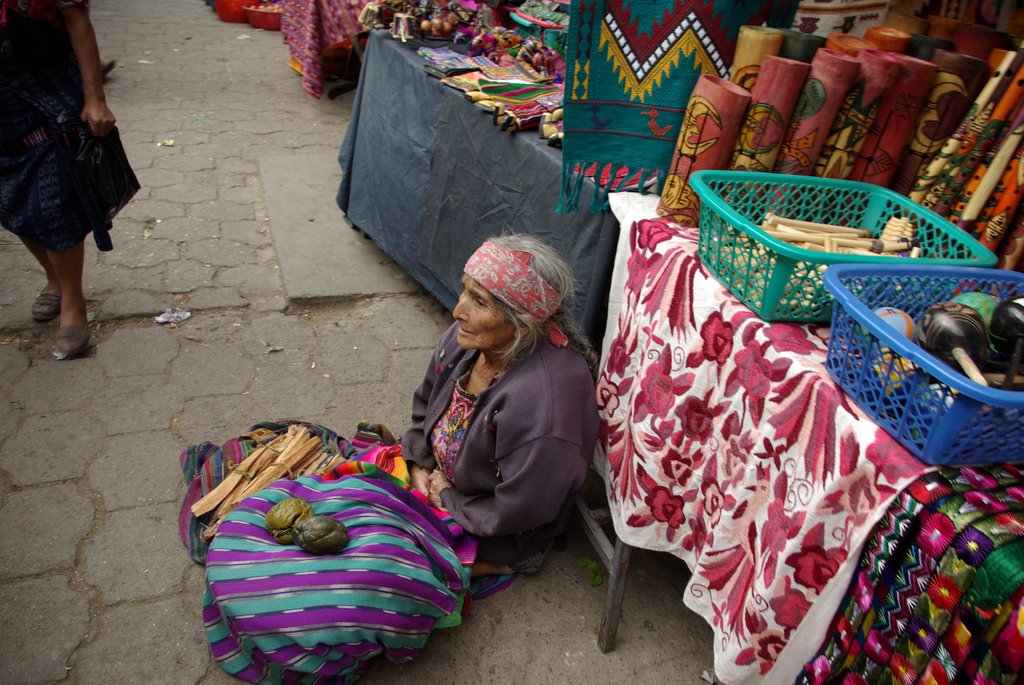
911;51;1022;204
952;23;1011;62
905;34;953;61
657;75;751;226
883;10;927;35
731;55;811;172
779;29;825;63
773;48;860;176
825;32;878;56
849;54;938;186
864;25;911;52
918;53;1024;214
730;25;785;91
814;49;902;179
926;15;965;40
891;49;990;195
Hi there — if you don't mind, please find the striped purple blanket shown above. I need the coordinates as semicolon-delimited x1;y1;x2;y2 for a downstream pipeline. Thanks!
203;470;475;683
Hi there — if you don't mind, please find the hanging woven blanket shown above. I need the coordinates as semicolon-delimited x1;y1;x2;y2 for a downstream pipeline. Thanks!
558;0;799;212
797;464;1024;685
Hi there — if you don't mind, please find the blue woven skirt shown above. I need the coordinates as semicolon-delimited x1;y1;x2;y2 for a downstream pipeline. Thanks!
0;58;105;251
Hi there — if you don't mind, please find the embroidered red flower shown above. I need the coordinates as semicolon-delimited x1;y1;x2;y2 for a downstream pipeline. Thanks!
645;486;685;529
917;512;955;558
888;653;918;685
676;391;725;443
755;630;787;673
633;347;691;422
603;333;632;378
635;218;682;252
785;544;841;591
701;479;725;527
926;573;961;612
768;579;811;630
698;311;733;364
764;322;820;356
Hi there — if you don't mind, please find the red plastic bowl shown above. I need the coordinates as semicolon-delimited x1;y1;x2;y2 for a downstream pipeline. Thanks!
216;0;250;23
244;4;282;31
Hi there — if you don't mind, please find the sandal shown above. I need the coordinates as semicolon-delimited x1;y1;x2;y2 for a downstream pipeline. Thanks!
31;292;61;322
54;325;90;360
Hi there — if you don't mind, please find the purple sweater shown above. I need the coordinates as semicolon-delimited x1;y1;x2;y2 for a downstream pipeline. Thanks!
402;322;599;565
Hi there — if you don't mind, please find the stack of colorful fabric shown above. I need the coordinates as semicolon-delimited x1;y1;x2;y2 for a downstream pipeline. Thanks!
798;464;1024;685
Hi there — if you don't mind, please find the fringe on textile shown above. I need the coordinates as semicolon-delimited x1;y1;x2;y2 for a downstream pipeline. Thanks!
557;162;665;213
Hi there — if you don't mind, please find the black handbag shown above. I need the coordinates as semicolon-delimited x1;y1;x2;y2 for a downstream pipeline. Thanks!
73;126;140;251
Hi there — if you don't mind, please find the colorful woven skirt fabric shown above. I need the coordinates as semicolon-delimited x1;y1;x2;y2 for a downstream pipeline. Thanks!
797;464;1024;685
558;0;798;211
203;471;476;684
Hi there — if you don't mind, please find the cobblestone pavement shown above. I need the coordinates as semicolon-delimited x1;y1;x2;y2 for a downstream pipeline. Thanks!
0;1;714;683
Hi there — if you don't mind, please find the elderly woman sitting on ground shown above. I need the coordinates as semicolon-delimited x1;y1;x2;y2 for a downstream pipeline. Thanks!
404;234;600;577
194;234;600;684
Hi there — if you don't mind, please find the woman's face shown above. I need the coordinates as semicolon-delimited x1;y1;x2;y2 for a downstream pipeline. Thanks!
453;275;516;355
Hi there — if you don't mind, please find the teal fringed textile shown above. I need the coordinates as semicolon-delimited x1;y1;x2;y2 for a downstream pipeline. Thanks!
558;0;798;212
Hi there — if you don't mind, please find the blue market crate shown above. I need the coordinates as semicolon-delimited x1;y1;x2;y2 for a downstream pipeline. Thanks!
689;171;997;323
823;263;1024;466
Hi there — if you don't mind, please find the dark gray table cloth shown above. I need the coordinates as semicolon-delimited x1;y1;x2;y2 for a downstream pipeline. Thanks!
338;31;619;341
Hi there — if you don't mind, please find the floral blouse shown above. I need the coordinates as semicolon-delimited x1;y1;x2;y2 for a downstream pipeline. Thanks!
428;373;479;482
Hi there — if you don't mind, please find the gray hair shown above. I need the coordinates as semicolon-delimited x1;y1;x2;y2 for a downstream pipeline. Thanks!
481;234;599;378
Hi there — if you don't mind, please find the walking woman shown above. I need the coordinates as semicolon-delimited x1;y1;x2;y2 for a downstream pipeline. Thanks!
1;0;116;358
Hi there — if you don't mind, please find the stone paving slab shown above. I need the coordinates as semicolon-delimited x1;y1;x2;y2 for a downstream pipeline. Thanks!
261;154;420;301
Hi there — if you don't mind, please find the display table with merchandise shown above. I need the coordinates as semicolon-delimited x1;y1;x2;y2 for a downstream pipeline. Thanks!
336;30;619;340
588;193;1024;685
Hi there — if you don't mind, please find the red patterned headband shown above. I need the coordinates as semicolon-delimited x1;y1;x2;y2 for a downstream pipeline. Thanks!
464;241;568;347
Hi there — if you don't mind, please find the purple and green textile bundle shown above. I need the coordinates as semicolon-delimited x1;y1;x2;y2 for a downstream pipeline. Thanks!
203;471;475;684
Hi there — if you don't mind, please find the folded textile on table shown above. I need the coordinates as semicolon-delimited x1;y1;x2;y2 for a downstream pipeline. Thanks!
598;217;931;684
558;0;798;211
797;464;1024;685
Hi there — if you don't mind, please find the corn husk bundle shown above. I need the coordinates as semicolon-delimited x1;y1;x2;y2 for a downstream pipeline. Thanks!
191;424;349;541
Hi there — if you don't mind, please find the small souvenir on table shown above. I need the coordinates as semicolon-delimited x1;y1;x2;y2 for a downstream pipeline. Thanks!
988;297;1024;389
913;301;990;385
874;306;914;338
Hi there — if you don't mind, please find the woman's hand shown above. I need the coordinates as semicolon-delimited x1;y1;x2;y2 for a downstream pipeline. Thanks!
81;98;116;137
409;464;431;497
60;5;116;137
427;470;452;511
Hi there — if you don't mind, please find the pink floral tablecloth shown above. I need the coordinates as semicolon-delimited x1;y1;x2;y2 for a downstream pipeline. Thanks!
597;216;934;684
282;0;366;98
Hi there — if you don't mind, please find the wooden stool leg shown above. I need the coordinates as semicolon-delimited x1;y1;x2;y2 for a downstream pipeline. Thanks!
597;537;633;653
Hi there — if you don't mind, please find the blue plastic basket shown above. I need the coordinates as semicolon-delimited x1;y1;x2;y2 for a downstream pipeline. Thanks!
823;263;1024;466
689;171;998;323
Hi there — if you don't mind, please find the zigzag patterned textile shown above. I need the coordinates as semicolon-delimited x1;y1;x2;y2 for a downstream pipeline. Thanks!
558;0;798;211
797;464;1024;685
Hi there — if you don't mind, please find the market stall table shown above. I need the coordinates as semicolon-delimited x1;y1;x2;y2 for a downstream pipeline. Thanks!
337;30;619;340
589;193;938;684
